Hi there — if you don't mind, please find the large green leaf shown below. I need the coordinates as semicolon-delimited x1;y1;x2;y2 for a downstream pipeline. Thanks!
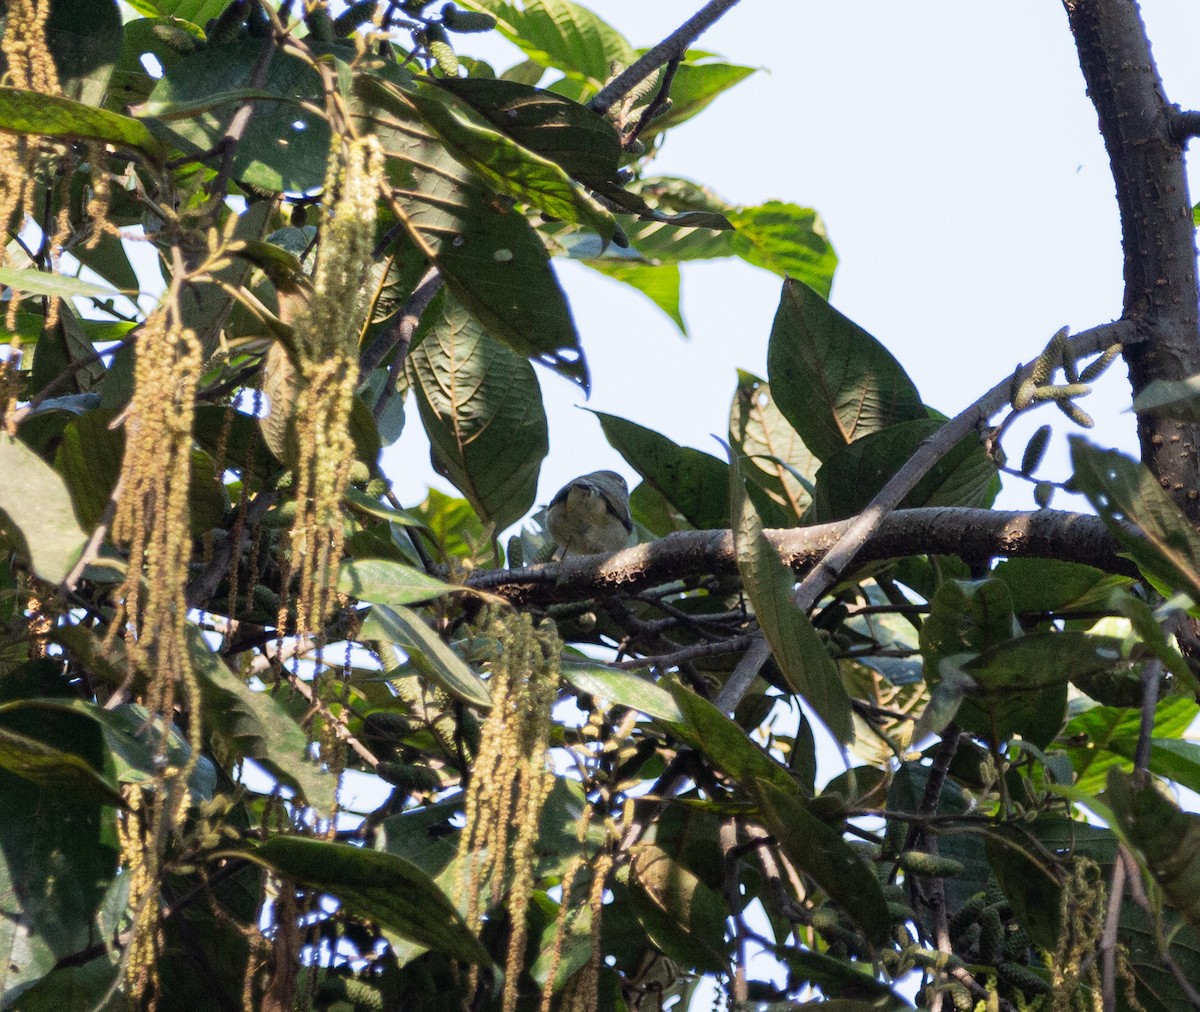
629;845;729;973
361;603;491;709
1108;768;1200;930
920;579;1018;677
186;626;337;812
0;435;88;583
0;670;119;999
143;37;330;192
462;0;636;91
767;279;925;462
245;836;491;967
435;76;621;188
756;778;891;946
0;87;162;156
732;458;852;742
337;558;459;607
356;76;588;391
991;557;1132;614
584;258;686;333
402;82;615;243
810;418;998;522
594;410;728;530
1069;438;1200;601
728;202;838;299
42;0;122;107
729;371;817;523
560;658;683;722
408;291;548;531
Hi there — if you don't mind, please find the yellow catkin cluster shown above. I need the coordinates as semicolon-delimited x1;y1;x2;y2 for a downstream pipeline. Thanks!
117;786;162;1009
1050;857;1106;1012
457;609;560;1012
284;134;382;637
109;309;204;780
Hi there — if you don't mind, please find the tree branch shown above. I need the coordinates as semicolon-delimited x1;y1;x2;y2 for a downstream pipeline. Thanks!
1064;0;1200;521
588;0;743;116
470;505;1137;606
790;320;1135;611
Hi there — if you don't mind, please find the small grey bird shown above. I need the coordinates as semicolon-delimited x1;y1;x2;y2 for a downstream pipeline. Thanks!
545;470;633;558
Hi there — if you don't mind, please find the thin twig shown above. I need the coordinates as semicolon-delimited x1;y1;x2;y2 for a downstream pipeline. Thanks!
588;0;744;116
1133;658;1162;784
625;58;680;147
363;267;443;421
1100;852;1125;1012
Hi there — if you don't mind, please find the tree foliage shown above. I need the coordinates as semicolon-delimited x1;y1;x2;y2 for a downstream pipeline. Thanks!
0;1;1199;1010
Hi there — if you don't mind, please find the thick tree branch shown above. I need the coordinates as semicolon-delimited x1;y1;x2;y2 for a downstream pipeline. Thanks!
1064;0;1200;521
588;0;743;116
470;506;1136;606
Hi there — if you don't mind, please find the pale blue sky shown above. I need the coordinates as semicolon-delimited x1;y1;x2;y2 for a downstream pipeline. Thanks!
386;1;1200;525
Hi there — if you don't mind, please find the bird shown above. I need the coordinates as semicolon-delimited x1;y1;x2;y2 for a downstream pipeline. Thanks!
545;470;633;558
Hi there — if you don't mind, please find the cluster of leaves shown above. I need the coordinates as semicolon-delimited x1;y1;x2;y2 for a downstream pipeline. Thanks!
1;1;1200;1011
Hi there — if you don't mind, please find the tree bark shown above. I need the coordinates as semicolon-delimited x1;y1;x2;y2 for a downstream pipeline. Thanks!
1064;0;1200;520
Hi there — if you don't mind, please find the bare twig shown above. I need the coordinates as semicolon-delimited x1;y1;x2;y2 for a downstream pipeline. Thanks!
588;0;744;116
1133;658;1163;784
1100;852;1125;1012
624;58;680;147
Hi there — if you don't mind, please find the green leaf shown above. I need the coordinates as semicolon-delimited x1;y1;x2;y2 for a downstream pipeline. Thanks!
1132;374;1200;422
144;37;330;192
755;777;891;946
991;557;1131;614
729;371;817;522
1108;767;1200;930
435;76;621;188
344;487;425;528
462;0;636;92
584;259;685;333
0;723;123;806
728;202;838;299
731;455;853;742
1069;439;1200;602
186;626;337;811
362;603;491;709
402;82;615;243
811;418;998;522
920;579;1018;679
1060;697;1199;795
629;845;729;973
357;76;588;391
408;291;548;531
38;0;123;108
664;680;798;797
560;658;683;722
767;278;925;462
959;632;1124;747
245;836;491;967
0;266;118;300
0;434;88;583
0;87;162;155
594;410;728;530
123;0;228;19
637;61;757;141
337;558;459;606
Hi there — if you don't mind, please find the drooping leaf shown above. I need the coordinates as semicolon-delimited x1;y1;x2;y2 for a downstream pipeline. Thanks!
583;259;686;333
594;410;728;530
337;558;459;607
0;266;118;301
408;290;548;531
767;279;925;462
0;435;88;584
0;87;162;156
186;626;337;811
731;454;853;742
729;370;817;522
356;76;588;390
402;82;615;243
810;418;998;522
1069;439;1200;602
362;603;491;709
245;836;491;967
560;658;683;722
628;845;729;973
755;777;891;946
1108;767;1200;930
435;76;621;188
